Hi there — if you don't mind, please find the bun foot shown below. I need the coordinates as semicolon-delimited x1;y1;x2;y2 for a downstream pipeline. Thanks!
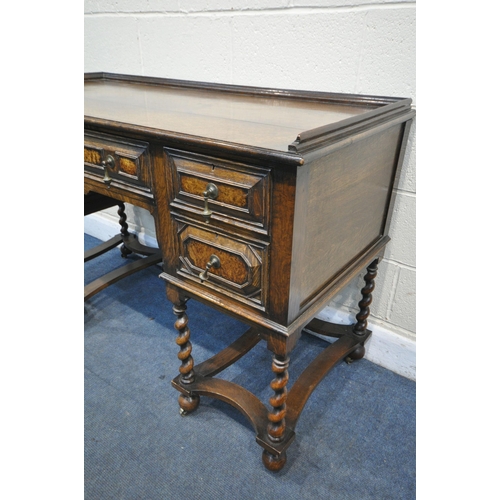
345;345;365;364
120;244;133;258
262;450;287;472
178;393;200;415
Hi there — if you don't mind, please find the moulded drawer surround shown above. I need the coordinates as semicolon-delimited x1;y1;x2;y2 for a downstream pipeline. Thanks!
167;149;271;235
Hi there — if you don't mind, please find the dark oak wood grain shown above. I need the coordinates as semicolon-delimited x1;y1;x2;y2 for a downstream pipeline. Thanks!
168;149;271;234
85;77;374;152
84;73;415;472
290;125;403;315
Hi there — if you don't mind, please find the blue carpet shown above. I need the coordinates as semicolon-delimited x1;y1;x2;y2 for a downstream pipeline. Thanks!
85;233;415;499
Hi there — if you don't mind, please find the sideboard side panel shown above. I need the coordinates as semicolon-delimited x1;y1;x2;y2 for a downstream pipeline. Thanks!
294;123;405;314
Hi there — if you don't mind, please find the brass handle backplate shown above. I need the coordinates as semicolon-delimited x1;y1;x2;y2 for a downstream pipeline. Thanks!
101;155;115;187
202;183;219;222
199;254;221;282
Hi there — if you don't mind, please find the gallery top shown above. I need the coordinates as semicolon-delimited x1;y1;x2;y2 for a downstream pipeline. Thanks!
85;73;412;157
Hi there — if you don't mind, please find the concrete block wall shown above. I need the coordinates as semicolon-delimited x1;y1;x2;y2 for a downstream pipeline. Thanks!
84;0;416;379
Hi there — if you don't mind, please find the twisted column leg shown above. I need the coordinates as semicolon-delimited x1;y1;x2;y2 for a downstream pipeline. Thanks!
172;298;200;415
349;259;379;361
117;202;133;258
262;354;290;471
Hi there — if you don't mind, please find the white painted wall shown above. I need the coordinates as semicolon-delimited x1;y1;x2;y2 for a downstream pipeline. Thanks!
84;1;416;379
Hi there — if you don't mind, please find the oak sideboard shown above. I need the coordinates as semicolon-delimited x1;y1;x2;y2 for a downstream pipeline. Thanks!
84;72;414;471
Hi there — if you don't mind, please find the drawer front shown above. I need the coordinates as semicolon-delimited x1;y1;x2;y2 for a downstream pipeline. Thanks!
167;149;270;234
176;224;269;311
84;131;152;193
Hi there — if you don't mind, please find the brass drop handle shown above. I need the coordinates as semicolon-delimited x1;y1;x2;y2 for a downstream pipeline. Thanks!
199;254;221;282
202;183;218;222
101;155;115;187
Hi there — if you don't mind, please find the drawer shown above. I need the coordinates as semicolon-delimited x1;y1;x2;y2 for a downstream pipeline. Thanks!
176;224;269;311
167;149;270;234
84;131;152;193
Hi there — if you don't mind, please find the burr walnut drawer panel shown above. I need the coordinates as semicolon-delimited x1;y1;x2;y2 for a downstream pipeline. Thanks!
166;149;271;235
176;223;269;311
84;131;152;193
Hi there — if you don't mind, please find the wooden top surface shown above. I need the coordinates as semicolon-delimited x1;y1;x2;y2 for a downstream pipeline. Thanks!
84;76;385;152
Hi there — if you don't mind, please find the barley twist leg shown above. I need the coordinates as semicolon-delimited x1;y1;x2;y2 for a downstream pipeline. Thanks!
262;354;290;471
172;298;200;415
348;258;379;362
